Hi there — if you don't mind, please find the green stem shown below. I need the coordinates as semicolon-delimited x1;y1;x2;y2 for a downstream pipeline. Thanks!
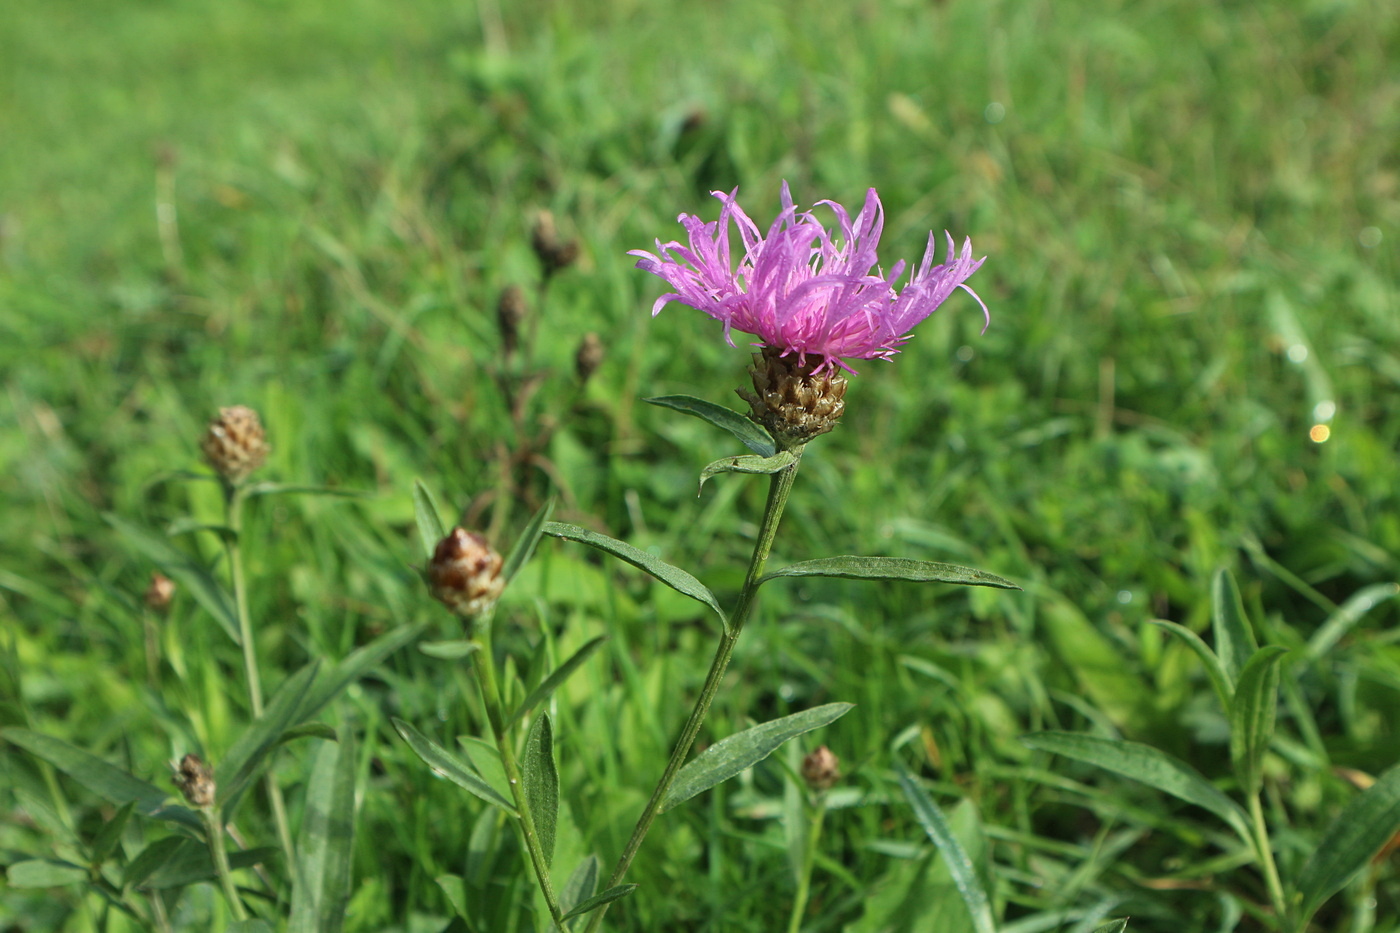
224;484;295;863
787;796;827;933
472;620;567;928
201;806;248;921
583;452;804;933
1249;791;1288;926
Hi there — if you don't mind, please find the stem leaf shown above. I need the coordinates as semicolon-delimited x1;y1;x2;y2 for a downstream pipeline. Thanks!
5;859;89;887
391;719;517;815
1304;582;1400;663
759;556;1019;590
289;728;357;933
509;635;609;728
1229;645;1288;796
1021;731;1251;841
419;640;481;661
523;712;559;868
896;766;996;933
1297;763;1400;917
503;499;555;584
242;483;368;500
217;662;319;816
1150;620;1234;709
560;854;601;915
645;395;776;457
1212;568;1258;683
413;480;448;559
543;522;726;627
1092;921;1130;933
661;703;854;812
299;623;426;722
698;449;797;494
146;840;279;888
558;883;640;922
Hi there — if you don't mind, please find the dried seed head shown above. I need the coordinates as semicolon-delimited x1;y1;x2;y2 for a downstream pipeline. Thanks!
427;528;505;621
497;285;528;355
575;332;604;383
200;405;270;484
145;572;175;614
801;745;841;792
172;753;216;808
736;347;848;449
531;210;579;277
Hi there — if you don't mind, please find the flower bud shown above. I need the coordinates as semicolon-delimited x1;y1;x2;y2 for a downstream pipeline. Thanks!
200;405;270;484
531;210;579;278
172;753;216;808
144;572;175;614
737;347;847;448
800;745;841;792
427;528;505;620
575;332;604;383
497;285;528;355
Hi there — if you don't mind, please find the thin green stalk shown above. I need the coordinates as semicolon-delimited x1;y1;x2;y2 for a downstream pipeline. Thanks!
1248;791;1288;927
787;798;827;933
223;484;295;863
584;453;804;933
200;806;248;921
473;619;567;928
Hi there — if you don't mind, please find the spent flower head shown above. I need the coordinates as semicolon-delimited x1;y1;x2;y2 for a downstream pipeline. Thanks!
631;183;987;373
427;528;505;622
201;405;270;484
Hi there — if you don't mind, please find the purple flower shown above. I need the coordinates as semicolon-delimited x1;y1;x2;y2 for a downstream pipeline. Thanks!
630;183;988;373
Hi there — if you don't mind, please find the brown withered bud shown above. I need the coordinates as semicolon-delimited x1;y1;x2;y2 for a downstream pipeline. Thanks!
145;572;175;614
801;745;841;792
172;753;216;808
497;285;528;355
575;332;604;383
737;347;848;449
427;528;505;621
531;210;579;278
200;405;270;484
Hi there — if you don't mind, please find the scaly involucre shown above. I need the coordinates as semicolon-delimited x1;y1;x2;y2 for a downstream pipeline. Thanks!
631;183;988;372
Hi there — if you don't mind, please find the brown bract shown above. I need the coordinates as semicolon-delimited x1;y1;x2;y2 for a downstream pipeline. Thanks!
801;745;841;791
737;347;848;448
173;753;216;808
427;528;505;619
200;405;270;483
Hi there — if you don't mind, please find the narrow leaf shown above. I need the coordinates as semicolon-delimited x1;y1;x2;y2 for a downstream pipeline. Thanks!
1212;569;1258;683
1150;620;1234;709
698;449;797;493
645;395;776;457
560;855;601;914
1304;582;1400;663
1;728;201;833
289;729;357;933
242;483;366;500
91;801;136;864
391;719;517;815
226;921;276;933
1298;763;1400;916
503;499;554;584
279;723;338;745
508;635;609;728
1020;732;1251;841
760;556;1019;590
104;513;240;644
413;480;448;559
217;662;319;814
123;836;185;889
419;640;480;661
1092;922;1130;933
299;624;426;722
1229;646;1288;796
5;859;89;887
661;703;854;812
896;767;996;933
523;713;559;867
146;841;278;888
543;522;725;627
558;884;639;922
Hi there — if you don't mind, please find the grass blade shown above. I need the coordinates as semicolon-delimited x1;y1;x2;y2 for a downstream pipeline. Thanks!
413;479;448;558
104;513;240;645
299;624;426;722
760;556;1019;590
523;712;559;867
508;635;609;728
1298;764;1400;918
391;718;517;815
1228;646;1288;796
1303;582;1400;663
645;395;776;457
896;766;996;933
216;662;319;815
1212;569;1258;684
661;703;854;812
503;498;554;584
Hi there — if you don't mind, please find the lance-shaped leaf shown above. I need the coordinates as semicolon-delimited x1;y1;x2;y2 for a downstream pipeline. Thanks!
1304;582;1400;663
558;884;640;922
299;624;426;722
1021;731;1251;841
419;640;480;661
698;449;798;494
5;859;89;887
1092;921;1130;933
896;766;996;933
544;522;726;626
1229;646;1288;796
289;729;357;933
1212;569;1258;683
1150;620;1234;710
391;719;517;815
124;836;186;888
227;923;277;933
104;513;240;644
645;395;776;457
1;728;201;833
1297;764;1400;918
243;483;368;500
661;703;854;812
509;635;609;728
217;663;319;815
413;479;448;559
91;801;136;864
503;499;554;584
559;855;601;915
146;840;278;888
759;556;1019;590
523;713;559;867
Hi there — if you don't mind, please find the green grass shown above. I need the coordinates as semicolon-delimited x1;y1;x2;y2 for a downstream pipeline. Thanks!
3;0;1400;930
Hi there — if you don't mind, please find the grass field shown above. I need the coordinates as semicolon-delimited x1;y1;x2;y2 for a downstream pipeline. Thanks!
3;0;1400;930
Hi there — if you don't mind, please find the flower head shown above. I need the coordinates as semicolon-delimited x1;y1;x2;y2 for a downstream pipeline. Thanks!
630;183;987;373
